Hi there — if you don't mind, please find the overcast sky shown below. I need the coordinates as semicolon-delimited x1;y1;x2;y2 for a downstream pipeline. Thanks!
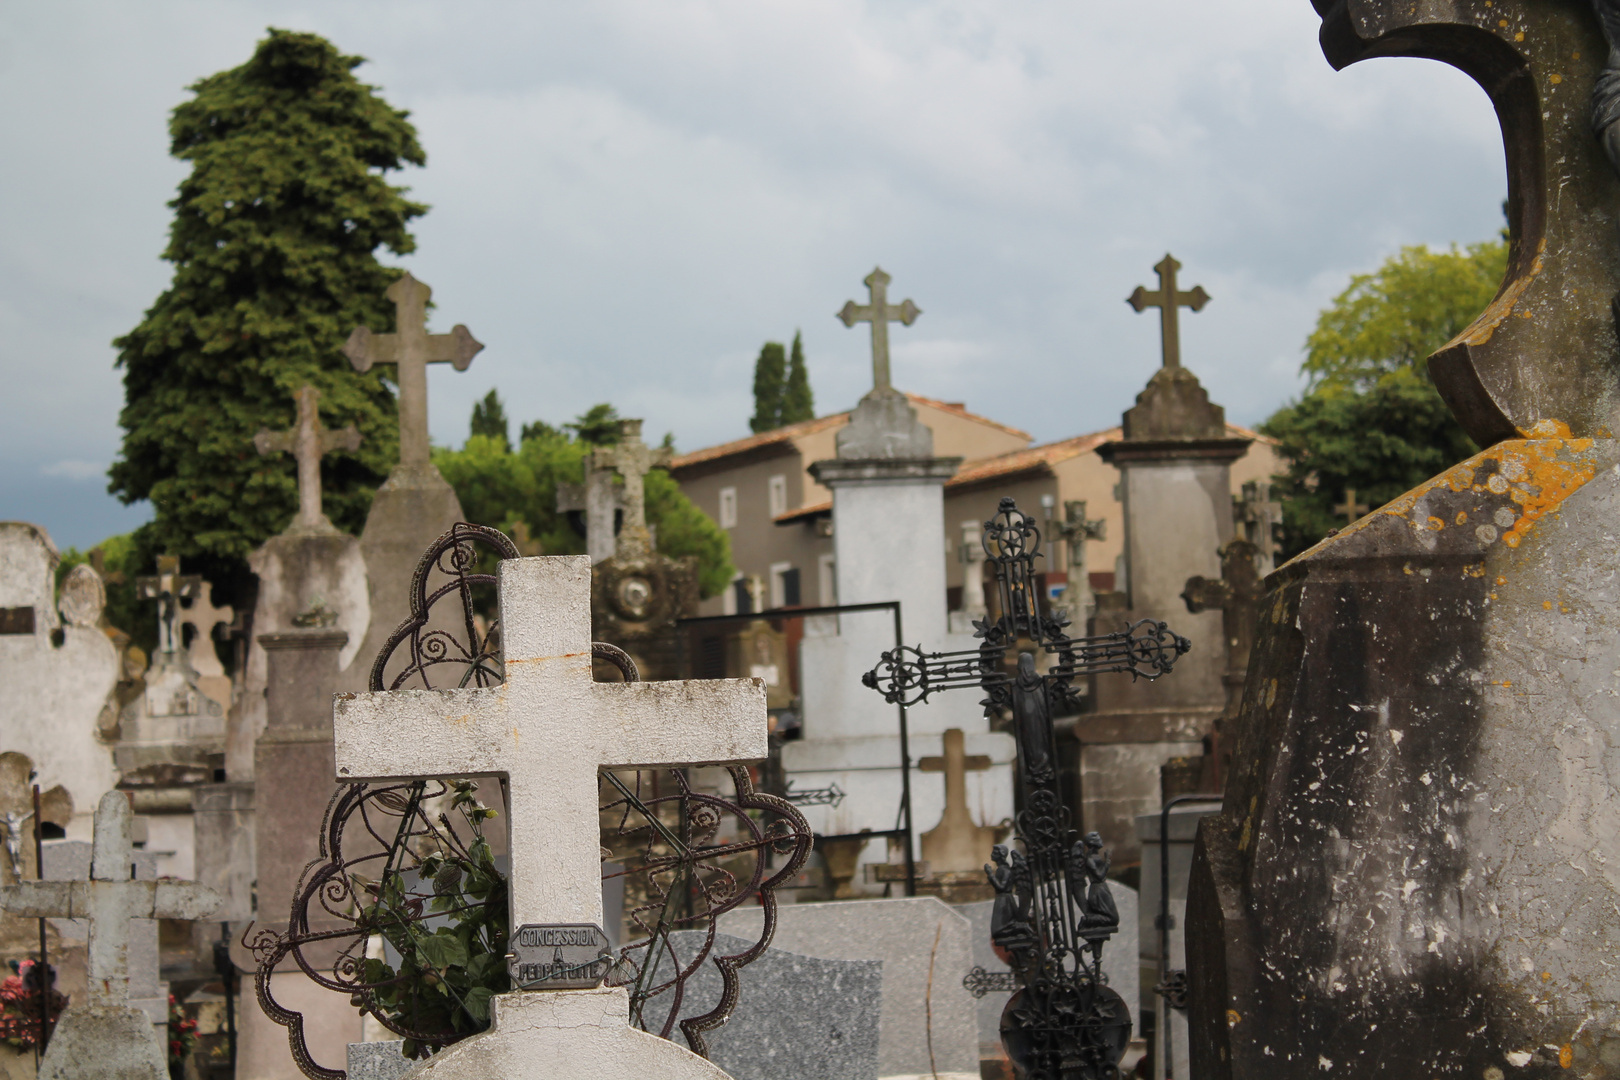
1;1;1505;550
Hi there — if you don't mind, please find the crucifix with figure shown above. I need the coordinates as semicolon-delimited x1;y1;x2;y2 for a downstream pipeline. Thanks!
332;555;766;989
254;384;362;534
343;273;483;470
838;266;921;391
591;419;671;560
1127;254;1209;369
0;791;219;1079
135;556;201;656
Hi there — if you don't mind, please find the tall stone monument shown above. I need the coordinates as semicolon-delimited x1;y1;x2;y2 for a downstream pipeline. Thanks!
343;272;481;686
329;555;763;1078
791;267;1014;890
1189;4;1620;1075
1085;256;1249;862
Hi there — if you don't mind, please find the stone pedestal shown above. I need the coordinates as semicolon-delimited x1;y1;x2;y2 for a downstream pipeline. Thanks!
1189;432;1620;1076
790;389;1013;887
1083;366;1248;864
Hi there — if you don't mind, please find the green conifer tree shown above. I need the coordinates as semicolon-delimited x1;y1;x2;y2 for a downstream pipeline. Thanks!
750;342;787;433
109;29;423;601
470;389;510;451
781;330;814;424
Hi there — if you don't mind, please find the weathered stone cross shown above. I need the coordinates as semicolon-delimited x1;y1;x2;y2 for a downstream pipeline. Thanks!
343;273;483;470
1181;538;1263;721
0;791;219;1005
1127;254;1209;369
838;266;921;392
253;384;362;534
556;462;629;564
1053;499;1106;620
135;556;201;656
591;419;671;559
918;727;998;875
332;556;765;966
1333;488;1369;525
1234;479;1283;576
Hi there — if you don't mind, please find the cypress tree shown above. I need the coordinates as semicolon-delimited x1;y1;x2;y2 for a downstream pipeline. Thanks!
470;389;510;451
109;29;424;602
749;341;787;433
781;330;814;424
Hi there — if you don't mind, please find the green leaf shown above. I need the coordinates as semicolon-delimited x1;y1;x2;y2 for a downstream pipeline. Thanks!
462;986;495;1023
415;928;470;970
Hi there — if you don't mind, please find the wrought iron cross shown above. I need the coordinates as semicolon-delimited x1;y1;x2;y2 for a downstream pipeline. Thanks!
1127;253;1209;369
838;266;921;392
863;497;1189;1077
343;273;483;470
253;384;361;533
135;555;201;656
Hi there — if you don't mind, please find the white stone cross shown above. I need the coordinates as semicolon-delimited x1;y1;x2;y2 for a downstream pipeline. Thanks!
179;585;234;681
0;791;219;1006
332;556;766;935
343;273;483;470
253;384;362;534
591;420;671;559
838;266;920;393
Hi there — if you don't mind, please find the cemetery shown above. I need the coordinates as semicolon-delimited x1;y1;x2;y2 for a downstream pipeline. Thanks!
6;3;1620;1079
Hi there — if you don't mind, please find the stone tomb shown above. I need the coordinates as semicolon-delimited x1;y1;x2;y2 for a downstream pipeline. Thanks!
1189;3;1620;1076
331;554;766;1078
1;791;219;1080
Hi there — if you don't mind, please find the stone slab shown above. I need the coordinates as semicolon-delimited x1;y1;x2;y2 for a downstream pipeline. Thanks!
37;1004;167;1080
641;930;881;1080
346;1040;415;1080
720;896;976;1077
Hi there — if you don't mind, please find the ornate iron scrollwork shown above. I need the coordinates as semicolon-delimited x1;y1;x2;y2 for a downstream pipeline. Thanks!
864;498;1190;1079
250;523;812;1078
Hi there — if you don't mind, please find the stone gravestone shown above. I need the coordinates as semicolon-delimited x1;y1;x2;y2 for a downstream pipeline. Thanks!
1189;4;1620;1076
1087;255;1249;863
344;273;480;690
331;554;765;1079
0;790;219;1080
237;383;371;778
721;896;979;1079
959;884;1140;1068
636;931;883;1080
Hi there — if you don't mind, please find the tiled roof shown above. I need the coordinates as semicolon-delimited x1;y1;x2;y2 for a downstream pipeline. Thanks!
904;395;1032;441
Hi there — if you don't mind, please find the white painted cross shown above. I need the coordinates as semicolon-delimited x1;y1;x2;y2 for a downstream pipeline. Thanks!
253;383;362;534
0;791;219;1006
331;556;766;939
343;273;483;470
837;266;920;393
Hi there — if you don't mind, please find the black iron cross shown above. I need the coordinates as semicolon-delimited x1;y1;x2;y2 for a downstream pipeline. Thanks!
863;497;1189;1078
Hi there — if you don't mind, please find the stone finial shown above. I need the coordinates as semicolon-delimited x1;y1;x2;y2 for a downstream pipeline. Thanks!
1126;253;1209;370
838;266;921;393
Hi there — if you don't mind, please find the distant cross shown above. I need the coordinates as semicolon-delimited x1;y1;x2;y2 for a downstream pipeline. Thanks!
135;556;201;656
1127;254;1210;369
591;420;672;560
0;791;219;1007
1234;480;1283;576
556;462;629;564
343;273;483;470
1333;488;1369;526
838;266;921;392
958;521;987;618
917;727;998;875
332;556;765;955
1053;500;1107;622
253;384;362;534
1182;538;1264;722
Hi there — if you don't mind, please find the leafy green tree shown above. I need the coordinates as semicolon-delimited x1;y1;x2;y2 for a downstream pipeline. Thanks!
782;330;814;424
750;342;787;433
1263;242;1501;557
434;403;735;597
108;29;424;604
469;390;510;451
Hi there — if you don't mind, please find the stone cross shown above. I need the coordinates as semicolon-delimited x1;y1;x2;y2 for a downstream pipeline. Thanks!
838;266;921;392
1181;538;1263;722
135;556;201;656
1234;479;1283;576
332;556;765;946
178;586;234;681
1333;488;1369;526
253;384;362;533
0;791;219;1006
958;521;987;620
1127;254;1210;369
1053;499;1106;622
343;272;483;470
555;462;629;564
591;420;671;559
917;728;998;875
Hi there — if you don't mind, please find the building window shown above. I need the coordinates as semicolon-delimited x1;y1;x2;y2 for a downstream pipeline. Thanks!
733;577;754;615
718;487;737;529
723;572;742;615
770;562;800;608
768;474;787;518
818;554;836;606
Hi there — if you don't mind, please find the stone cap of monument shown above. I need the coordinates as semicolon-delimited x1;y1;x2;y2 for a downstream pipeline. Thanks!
834;386;937;459
1097;367;1251;465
